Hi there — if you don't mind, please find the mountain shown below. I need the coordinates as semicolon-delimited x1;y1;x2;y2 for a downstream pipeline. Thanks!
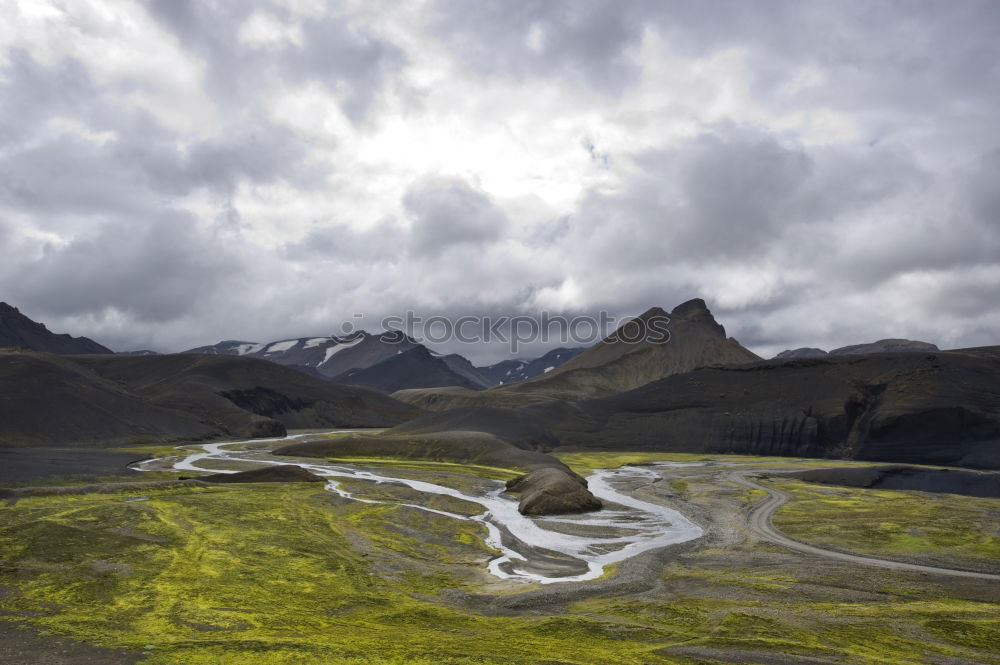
182;331;421;378
393;299;762;410
118;349;159;356
0;349;422;448
830;338;939;355
334;346;492;393
0;302;112;354
774;347;828;359
476;347;585;386
775;339;938;359
378;346;1000;470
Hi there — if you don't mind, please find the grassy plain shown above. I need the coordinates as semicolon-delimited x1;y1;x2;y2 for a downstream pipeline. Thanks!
1;453;999;664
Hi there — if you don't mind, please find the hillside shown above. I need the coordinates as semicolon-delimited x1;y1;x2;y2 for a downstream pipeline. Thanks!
0;349;422;448
384;347;1000;470
0;303;112;354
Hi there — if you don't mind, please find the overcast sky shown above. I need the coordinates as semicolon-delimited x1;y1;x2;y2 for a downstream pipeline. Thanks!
2;0;999;362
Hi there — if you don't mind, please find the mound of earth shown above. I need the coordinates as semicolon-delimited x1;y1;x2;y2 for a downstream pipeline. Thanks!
0;349;422;448
196;465;326;483
789;465;1000;499
505;467;602;515
394;299;761;411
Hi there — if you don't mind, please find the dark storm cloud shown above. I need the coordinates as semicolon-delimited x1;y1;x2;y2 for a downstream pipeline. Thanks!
10;210;242;323
0;50;314;222
404;177;507;256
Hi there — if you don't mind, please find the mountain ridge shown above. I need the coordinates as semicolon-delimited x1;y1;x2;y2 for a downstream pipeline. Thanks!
0;302;112;354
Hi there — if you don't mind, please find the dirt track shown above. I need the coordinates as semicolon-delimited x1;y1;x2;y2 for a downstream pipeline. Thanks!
731;470;1000;582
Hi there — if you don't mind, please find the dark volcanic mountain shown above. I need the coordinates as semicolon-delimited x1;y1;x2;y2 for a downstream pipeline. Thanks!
334;346;491;393
183;331;421;379
775;339;939;359
0;349;422;448
476;347;585;386
0;303;112;354
387;346;1000;470
394;299;761;410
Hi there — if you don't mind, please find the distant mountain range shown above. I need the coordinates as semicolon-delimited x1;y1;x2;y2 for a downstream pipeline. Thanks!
2;298;997;484
393;298;762;410
477;347;585;385
775;339;939;359
181;333;582;393
0;302;112;354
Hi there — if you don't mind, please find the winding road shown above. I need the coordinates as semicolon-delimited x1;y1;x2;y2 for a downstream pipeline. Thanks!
731;471;1000;582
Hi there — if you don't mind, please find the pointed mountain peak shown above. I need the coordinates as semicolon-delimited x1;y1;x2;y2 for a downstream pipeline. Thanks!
635;306;670;320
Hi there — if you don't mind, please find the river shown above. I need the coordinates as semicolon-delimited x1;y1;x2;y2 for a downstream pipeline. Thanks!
132;432;704;584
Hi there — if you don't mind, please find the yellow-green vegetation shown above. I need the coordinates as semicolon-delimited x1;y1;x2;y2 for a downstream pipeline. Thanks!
772;479;1000;572
0;483;677;665
555;451;934;475
2;474;1000;664
555;451;716;474
574;558;1000;664
326;457;519;481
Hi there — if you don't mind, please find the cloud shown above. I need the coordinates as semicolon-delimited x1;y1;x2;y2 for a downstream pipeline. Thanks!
1;0;999;362
9;210;243;324
404;176;507;256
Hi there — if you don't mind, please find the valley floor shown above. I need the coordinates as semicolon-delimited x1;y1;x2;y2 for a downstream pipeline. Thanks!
0;441;998;665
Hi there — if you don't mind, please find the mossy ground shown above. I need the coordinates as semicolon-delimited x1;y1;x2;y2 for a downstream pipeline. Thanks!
1;455;999;664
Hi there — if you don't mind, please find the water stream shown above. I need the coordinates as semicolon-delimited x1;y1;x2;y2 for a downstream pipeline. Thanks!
132;432;704;584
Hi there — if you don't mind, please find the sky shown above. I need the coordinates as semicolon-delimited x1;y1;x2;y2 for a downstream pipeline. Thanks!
1;0;999;363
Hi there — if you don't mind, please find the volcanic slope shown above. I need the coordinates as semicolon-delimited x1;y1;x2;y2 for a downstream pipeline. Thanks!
0;302;112;354
380;347;1000;470
393;298;761;410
